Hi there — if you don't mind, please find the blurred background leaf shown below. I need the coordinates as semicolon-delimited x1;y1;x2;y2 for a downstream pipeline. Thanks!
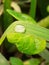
39;49;49;62
24;58;40;65
0;53;9;65
10;57;23;65
38;0;49;18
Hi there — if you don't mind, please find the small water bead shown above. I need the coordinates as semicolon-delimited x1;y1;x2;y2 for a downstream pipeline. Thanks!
15;25;25;33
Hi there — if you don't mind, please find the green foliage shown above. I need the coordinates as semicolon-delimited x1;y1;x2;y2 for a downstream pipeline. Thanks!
10;57;23;65
0;0;49;64
2;0;13;53
1;9;49;55
30;0;37;18
0;53;9;65
47;5;49;13
7;9;36;24
7;32;46;55
7;9;49;41
38;16;49;27
24;58;40;65
46;42;49;48
39;49;49;62
4;0;13;30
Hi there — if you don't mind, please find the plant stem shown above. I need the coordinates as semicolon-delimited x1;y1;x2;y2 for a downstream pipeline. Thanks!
4;0;13;31
30;0;37;19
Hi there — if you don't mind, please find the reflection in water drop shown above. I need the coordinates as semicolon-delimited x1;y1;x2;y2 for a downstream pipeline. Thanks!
15;25;25;33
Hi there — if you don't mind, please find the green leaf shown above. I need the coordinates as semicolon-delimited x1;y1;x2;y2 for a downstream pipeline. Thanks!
46;42;49;48
0;21;47;54
4;0;13;30
0;53;9;65
0;21;17;45
6;9;49;41
10;57;23;65
38;16;49;27
0;9;49;55
47;5;49;13
7;9;36;24
7;32;46;55
39;49;49;62
24;58;40;65
4;20;49;42
30;0;37;18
